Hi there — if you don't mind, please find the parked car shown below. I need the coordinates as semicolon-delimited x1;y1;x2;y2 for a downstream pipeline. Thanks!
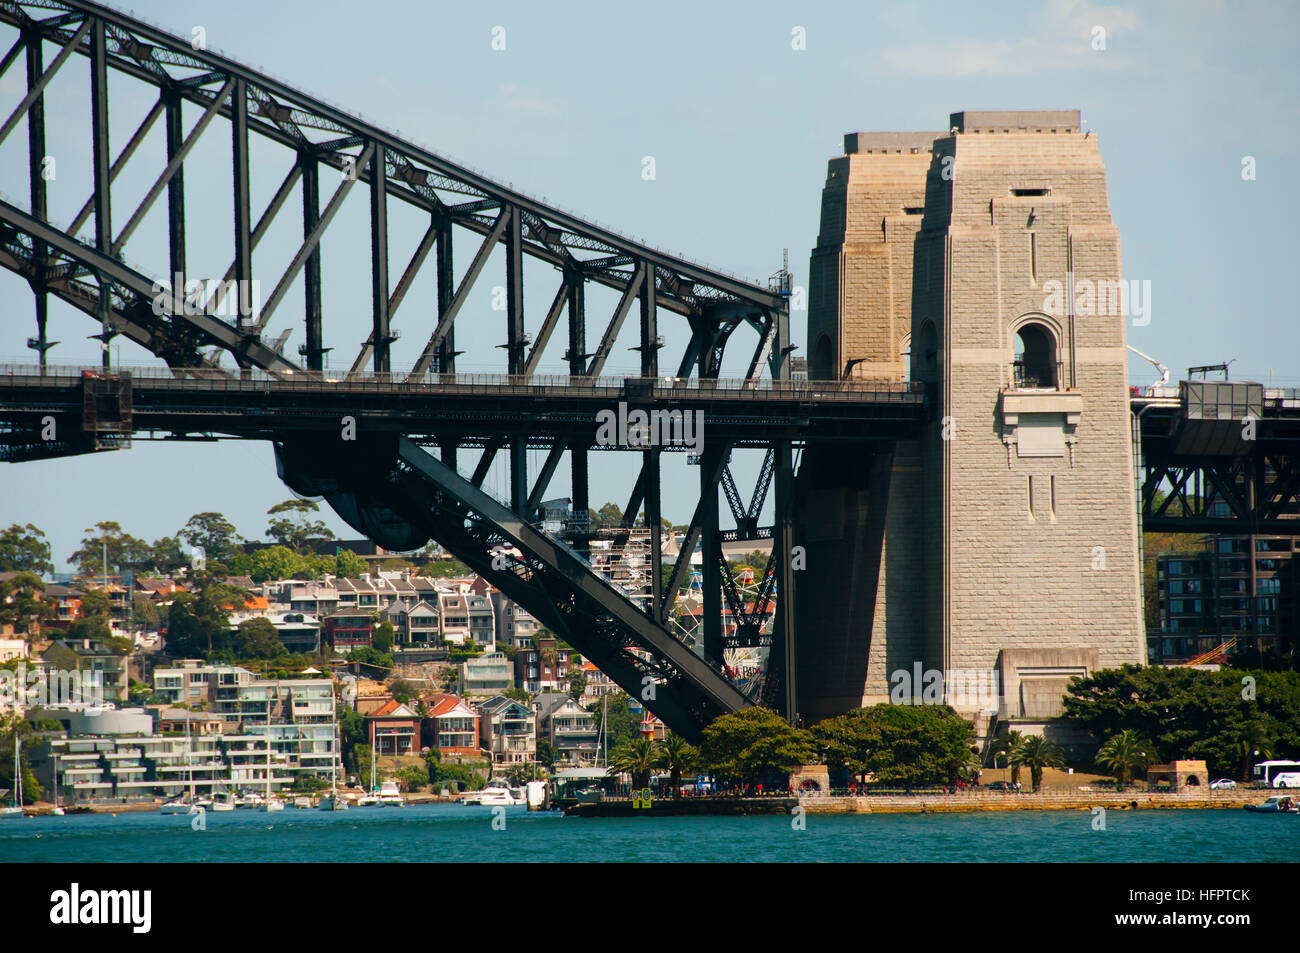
984;781;1011;791
1209;779;1237;790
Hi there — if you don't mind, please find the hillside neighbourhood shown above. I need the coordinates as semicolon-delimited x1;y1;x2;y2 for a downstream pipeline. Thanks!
1;506;1299;810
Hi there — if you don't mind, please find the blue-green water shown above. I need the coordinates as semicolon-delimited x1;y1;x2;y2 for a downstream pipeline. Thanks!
1;805;1296;862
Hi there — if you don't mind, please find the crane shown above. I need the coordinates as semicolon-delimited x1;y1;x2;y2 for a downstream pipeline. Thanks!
1127;344;1170;394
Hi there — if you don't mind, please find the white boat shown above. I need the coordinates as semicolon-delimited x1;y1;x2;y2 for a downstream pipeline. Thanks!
209;791;236;812
158;798;200;815
356;792;381;807
50;751;65;815
160;712;201;814
235;792;264;809
319;685;349;811
466;783;525;807
379;780;404;807
260;733;284;812
319;793;349;811
3;733;25;817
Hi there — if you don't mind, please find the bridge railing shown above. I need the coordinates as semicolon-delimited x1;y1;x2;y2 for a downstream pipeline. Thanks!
0;365;926;403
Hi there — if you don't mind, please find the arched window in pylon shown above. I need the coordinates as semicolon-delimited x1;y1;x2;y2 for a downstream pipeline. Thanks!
1013;321;1057;389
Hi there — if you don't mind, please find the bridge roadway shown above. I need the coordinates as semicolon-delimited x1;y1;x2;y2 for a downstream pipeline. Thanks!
0;365;927;450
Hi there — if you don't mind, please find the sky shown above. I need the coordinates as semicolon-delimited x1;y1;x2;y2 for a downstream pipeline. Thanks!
0;0;1296;567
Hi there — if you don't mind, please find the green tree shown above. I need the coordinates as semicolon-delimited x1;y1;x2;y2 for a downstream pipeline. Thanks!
245;546;308;583
588;502;624;532
535;739;558;768
607;736;657;788
654;733;698;796
506;761;547;784
66;587;114;643
567;669;587;699
147;536;189;574
68;521;151;576
700;707;817;786
334;549;368;578
991;730;1026;786
394;766;428;793
0;523;54;575
1010;735;1065;792
1063;665;1300;778
0;571;52;635
233;617;286;660
132;595;162;630
813;704;976;787
178;512;242;564
163;581;248;656
373;621;396;654
347;647;393;674
355;744;375;790
1095;729;1154;789
387;677;416;704
266;499;335;552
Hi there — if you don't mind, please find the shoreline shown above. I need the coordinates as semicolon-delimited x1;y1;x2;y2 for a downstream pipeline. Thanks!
799;790;1267;815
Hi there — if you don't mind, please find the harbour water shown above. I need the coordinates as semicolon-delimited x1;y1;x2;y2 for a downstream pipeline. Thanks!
1;805;1295;862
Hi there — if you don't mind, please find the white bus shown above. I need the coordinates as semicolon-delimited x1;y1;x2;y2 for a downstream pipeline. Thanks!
1252;760;1300;788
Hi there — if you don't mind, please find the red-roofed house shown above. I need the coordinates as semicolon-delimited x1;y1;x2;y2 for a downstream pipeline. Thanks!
427;694;481;758
366;698;421;756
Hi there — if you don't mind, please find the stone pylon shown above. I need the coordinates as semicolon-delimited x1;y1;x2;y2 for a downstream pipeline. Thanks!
795;111;1145;732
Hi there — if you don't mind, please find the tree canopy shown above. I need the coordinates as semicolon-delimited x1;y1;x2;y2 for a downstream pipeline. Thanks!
813;704;976;786
699;707;817;784
0;523;54;575
266;499;335;551
1062;664;1300;778
178;512;243;564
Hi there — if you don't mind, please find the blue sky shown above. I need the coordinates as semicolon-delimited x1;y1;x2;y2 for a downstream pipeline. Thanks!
0;0;1295;566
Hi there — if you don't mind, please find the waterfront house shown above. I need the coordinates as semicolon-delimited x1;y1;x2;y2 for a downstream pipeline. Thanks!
533;692;599;766
476;695;537;765
427;693;481;758
366;698;421;756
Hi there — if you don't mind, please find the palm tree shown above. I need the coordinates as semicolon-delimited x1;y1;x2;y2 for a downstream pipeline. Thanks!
1232;717;1272;782
1095;730;1154;789
1010;735;1065;792
607;736;657;789
992;730;1025;785
654;733;698;797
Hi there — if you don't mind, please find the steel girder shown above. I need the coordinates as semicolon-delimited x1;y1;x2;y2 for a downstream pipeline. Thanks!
1140;451;1300;534
271;433;751;740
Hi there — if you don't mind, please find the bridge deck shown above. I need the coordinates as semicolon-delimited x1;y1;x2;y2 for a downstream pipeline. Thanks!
0;366;928;445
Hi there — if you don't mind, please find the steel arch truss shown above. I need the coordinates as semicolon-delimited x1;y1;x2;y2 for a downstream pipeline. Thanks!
0;1;808;732
0;0;789;379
